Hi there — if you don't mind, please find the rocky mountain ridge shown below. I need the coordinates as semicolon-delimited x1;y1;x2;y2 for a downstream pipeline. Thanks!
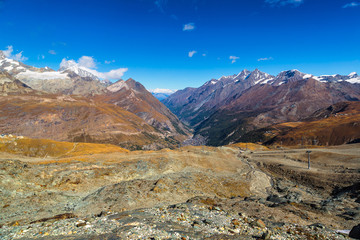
0;51;189;149
164;69;360;146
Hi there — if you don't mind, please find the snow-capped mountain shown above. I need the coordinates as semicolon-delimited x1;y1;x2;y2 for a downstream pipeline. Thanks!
164;68;360;145
314;72;360;84
0;50;106;95
269;69;307;86
59;59;100;81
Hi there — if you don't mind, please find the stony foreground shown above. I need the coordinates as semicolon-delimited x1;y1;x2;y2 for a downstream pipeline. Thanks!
0;201;350;239
0;141;359;239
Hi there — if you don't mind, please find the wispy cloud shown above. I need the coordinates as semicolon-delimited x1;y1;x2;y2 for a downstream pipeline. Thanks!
202;53;206;57
229;56;239;64
258;57;274;61
154;0;168;13
48;50;56;55
343;2;360;8
60;56;127;80
183;23;195;31
265;0;304;7
1;45;28;61
188;50;197;57
105;60;115;64
37;54;45;60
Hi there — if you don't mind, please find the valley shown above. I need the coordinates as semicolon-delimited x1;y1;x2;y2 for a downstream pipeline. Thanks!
0;49;360;239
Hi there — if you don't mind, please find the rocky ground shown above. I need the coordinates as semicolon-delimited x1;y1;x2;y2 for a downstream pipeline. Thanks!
0;141;359;239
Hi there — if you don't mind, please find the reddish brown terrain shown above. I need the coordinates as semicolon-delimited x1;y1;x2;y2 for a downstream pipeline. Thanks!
194;78;360;146
95;78;189;138
263;101;360;146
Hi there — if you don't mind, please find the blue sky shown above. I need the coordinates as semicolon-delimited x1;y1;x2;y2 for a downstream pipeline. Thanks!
1;0;359;90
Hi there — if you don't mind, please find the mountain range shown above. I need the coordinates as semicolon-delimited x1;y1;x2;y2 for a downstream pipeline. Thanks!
0;51;189;150
163;69;360;146
1;49;360;148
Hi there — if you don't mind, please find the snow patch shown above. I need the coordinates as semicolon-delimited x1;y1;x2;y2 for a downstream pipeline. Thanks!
16;70;69;80
345;77;360;84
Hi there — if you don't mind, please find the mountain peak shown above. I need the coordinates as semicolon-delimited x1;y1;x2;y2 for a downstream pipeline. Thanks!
107;79;128;92
349;72;358;77
60;64;100;81
0;51;5;59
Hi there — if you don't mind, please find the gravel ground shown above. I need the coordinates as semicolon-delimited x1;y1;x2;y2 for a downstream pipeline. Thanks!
0;202;351;240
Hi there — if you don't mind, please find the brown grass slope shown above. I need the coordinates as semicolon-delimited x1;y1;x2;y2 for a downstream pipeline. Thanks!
96;78;190;139
195;78;360;146
0;94;175;150
265;101;360;146
0;135;128;158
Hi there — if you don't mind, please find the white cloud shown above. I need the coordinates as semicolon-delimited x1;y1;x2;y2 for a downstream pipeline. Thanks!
188;50;197;58
343;2;360;8
37;54;45;60
229;56;239;64
265;0;303;7
3;45;13;57
2;45;28;61
202;53;206;57
60;57;128;80
183;23;195;31
78;56;97;69
258;57;274;61
48;50;56;55
101;68;128;79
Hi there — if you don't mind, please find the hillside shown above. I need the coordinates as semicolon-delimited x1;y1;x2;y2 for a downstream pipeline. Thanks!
0;94;180;150
96;78;190;141
262;101;360;146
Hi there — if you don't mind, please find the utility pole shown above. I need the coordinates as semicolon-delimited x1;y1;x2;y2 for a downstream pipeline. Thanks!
306;150;312;169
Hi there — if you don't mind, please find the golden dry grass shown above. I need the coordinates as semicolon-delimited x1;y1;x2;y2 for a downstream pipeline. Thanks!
229;142;269;151
0;136;128;159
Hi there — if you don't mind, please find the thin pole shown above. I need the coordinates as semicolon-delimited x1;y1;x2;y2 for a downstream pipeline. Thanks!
306;151;312;169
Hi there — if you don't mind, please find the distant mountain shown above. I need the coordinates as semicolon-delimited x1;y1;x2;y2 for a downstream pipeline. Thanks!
59;59;101;81
150;88;176;101
163;69;275;126
164;69;360;146
0;51;106;95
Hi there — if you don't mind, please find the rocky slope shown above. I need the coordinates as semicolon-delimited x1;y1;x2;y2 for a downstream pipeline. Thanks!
164;69;360;146
0;71;36;95
95;79;190;143
0;138;358;239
